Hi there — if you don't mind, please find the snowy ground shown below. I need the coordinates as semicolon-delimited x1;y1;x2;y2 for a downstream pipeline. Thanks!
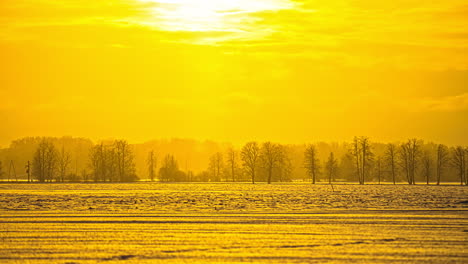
0;183;467;263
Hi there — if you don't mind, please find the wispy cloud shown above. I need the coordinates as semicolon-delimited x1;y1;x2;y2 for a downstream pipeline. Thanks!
402;93;468;113
2;0;468;70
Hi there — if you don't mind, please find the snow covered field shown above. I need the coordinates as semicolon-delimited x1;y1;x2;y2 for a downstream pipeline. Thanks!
0;183;467;263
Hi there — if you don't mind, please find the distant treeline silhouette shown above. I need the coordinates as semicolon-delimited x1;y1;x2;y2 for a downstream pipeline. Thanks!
0;137;466;185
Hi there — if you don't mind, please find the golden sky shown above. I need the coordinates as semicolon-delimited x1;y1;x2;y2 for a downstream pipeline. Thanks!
1;0;467;146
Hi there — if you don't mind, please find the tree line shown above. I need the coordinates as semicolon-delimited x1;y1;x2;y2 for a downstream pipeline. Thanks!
0;137;466;185
0;138;138;183
147;138;466;185
303;137;466;185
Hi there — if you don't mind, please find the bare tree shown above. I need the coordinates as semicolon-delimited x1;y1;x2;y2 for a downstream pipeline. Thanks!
421;151;432;185
351;137;362;184
304;144;320;184
436;144;449;185
58;146;71;182
361;137;372;184
114;140;137;182
147;150;157;181
260;142;283;184
106;147;117;182
385;143;397;184
452;146;466;185
159;154;183;182
241;142;260;184
32;139;58;182
26;161;31;183
90;141;137;182
226;148;238;182
350;136;373;184
209;152;224;181
399;139;421;185
325;152;338;184
89;143;107;182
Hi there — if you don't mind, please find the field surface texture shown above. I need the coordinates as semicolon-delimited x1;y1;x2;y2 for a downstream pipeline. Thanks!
0;183;467;263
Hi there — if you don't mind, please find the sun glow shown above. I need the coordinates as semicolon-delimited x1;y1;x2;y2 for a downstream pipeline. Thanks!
139;0;295;32
2;0;468;147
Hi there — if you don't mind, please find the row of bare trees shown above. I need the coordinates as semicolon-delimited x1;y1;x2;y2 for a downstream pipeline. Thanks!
32;140;62;182
304;146;339;184
388;140;465;185
146;152;191;182
304;137;467;185
152;141;294;183
5;137;466;184
158;154;188;182
28;139;138;182
452;146;467;185
239;142;293;184
144;138;466;185
351;137;372;184
180;142;293;183
88;140;137;182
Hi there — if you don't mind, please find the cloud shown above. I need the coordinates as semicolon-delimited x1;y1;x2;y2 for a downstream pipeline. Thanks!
242;1;468;70
2;1;468;65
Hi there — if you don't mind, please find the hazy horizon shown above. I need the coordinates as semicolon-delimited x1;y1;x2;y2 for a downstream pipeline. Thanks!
1;134;468;149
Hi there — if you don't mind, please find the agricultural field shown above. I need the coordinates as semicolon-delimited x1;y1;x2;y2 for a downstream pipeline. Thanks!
0;183;467;263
